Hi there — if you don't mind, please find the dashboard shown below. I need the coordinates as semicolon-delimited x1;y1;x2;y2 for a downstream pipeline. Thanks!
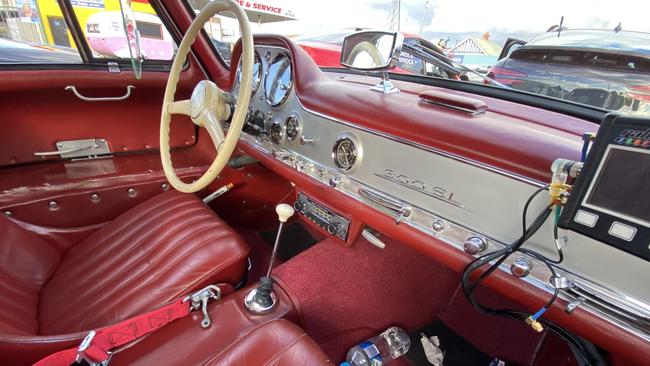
228;43;650;348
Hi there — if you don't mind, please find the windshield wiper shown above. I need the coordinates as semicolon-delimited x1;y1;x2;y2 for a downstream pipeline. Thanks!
402;43;510;89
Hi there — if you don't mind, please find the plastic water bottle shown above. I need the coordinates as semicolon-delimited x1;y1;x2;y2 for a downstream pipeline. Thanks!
343;326;411;366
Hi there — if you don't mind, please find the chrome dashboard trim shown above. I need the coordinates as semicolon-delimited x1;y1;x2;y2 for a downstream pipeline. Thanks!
297;99;546;188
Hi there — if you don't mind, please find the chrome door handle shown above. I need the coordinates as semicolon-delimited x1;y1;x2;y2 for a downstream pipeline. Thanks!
358;186;411;224
65;85;135;102
34;143;97;156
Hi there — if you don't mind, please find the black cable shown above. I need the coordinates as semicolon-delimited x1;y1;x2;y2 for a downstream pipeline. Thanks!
459;185;600;365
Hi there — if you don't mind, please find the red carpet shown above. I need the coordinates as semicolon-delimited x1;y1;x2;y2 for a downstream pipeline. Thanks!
273;236;459;362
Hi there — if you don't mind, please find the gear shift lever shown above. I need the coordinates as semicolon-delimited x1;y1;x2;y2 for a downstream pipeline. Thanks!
244;203;294;314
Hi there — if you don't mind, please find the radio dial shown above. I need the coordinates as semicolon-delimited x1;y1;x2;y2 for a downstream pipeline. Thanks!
327;223;342;235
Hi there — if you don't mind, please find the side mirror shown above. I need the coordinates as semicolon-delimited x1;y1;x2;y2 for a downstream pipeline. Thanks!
340;30;404;71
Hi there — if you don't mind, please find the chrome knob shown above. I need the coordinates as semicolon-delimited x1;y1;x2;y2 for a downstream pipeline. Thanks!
510;257;533;278
300;135;314;145
432;219;445;232
463;236;487;255
329;176;341;188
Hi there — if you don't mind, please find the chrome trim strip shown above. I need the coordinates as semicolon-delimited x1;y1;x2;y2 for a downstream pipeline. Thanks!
297;99;546;188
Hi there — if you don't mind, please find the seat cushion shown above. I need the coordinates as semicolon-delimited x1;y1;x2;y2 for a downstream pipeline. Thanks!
204;319;333;366
0;215;60;335
39;190;250;335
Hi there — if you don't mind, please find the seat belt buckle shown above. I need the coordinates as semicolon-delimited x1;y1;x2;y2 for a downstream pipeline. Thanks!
183;284;222;329
76;330;112;366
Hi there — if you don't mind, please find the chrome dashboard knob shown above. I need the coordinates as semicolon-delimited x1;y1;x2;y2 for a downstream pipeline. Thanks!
300;135;314;145
329;176;342;188
510;257;533;278
463;236;487;255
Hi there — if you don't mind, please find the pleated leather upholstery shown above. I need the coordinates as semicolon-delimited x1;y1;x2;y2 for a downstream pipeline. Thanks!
38;191;249;335
0;215;60;335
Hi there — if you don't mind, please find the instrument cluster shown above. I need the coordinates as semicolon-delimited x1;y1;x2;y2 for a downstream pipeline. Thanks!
232;47;302;146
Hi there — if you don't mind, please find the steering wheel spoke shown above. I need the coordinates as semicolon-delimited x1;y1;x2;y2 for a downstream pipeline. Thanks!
167;100;192;116
201;111;227;152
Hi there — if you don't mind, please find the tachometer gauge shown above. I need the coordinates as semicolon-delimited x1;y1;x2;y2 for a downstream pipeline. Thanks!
285;115;301;142
269;122;284;145
236;51;262;95
332;137;357;171
264;53;292;107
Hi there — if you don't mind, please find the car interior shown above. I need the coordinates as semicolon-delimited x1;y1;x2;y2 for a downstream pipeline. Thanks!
1;1;649;365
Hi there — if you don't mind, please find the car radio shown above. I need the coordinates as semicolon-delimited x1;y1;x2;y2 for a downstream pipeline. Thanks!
560;114;650;261
294;192;350;241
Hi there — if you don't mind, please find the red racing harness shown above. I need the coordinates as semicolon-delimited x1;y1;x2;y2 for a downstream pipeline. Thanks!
33;284;227;366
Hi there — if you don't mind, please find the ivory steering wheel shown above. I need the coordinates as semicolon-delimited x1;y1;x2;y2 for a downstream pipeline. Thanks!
160;0;253;193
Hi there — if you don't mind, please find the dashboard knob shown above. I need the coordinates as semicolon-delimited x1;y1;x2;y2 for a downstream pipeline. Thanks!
293;200;306;213
329;176;341;188
327;223;341;235
510;258;533;278
463;236;487;255
300;135;314;145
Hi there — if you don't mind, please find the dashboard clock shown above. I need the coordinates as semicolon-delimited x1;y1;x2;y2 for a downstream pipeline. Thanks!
332;135;360;171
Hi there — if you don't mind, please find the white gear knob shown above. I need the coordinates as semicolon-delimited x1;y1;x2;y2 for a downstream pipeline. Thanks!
276;203;295;223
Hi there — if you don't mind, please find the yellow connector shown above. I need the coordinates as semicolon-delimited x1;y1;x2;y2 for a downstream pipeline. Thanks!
525;316;544;332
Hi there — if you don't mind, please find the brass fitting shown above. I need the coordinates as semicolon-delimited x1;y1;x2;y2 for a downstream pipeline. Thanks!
525;316;544;332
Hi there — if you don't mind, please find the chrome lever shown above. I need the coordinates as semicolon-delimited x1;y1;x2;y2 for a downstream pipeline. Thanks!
65;85;135;102
358;187;411;224
34;143;97;157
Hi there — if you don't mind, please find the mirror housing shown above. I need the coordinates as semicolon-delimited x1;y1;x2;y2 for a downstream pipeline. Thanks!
340;30;404;71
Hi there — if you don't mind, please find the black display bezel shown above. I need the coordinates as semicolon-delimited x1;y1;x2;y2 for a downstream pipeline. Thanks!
559;113;650;261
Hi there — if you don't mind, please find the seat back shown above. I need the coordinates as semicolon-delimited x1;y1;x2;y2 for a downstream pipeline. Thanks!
0;215;61;335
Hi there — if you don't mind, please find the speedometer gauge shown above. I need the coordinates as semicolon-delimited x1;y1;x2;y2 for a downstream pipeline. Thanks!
237;51;262;95
264;53;292;107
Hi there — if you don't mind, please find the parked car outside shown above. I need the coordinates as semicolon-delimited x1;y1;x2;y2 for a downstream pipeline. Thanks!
296;29;461;80
487;29;650;115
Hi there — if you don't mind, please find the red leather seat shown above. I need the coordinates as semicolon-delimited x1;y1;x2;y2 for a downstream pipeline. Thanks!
0;190;249;363
192;319;332;366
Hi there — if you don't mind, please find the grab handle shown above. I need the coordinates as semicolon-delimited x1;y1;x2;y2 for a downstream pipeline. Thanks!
65;85;135;102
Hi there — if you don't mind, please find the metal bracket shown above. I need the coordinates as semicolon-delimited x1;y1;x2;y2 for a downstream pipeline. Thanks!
34;138;111;159
184;285;222;328
76;330;112;366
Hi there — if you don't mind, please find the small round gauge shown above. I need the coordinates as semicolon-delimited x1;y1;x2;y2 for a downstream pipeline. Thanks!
285;115;301;142
264;53;292;107
269;122;284;145
236;51;262;95
332;137;357;171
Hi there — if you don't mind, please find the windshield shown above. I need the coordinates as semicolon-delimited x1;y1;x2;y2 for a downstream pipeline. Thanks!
188;0;650;116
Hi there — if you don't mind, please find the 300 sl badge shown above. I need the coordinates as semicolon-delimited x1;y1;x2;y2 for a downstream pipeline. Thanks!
374;169;475;213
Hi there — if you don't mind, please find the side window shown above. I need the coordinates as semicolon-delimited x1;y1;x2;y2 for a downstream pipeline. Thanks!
0;0;175;64
0;0;82;64
71;0;175;61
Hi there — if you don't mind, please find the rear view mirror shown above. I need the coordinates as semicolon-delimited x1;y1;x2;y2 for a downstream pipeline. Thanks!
340;30;403;71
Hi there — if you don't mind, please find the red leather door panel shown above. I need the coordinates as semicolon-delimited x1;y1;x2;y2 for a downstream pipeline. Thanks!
0;67;203;167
